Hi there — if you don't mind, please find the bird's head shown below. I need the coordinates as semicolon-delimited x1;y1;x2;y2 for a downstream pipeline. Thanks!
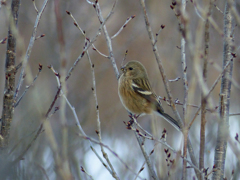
121;61;147;79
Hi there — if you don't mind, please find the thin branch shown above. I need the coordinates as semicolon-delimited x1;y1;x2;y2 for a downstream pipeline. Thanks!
93;0;120;79
14;0;49;101
32;0;39;14
65;1;117;81
153;25;165;45
80;166;94;180
125;120;203;176
79;135;146;180
86;51;119;179
111;15;135;39
14;64;42;107
0;37;7;44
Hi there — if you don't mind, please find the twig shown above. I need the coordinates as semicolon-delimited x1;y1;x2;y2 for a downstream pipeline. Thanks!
79;135;146;180
14;0;49;101
80;166;94;180
14;64;42;107
168;77;181;82
35;34;45;40
32;0;39;14
153;25;165;46
65;1;116;81
87;51;119;179
93;0;120;79
0;37;7;44
111;15;136;39
92;47;108;58
126;120;203;175
191;0;224;36
213;4;223;14
229;113;240;117
121;50;128;67
49;65;113;175
227;0;240;26
66;11;108;58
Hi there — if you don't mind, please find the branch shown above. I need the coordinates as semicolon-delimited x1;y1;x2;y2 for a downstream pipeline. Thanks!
0;0;20;149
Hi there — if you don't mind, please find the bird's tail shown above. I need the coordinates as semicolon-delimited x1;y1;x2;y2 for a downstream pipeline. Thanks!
157;111;181;131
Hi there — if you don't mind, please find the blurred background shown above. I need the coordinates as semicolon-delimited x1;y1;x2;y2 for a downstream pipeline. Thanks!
0;0;240;179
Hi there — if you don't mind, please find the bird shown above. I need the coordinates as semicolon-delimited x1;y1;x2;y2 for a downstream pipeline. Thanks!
118;60;180;131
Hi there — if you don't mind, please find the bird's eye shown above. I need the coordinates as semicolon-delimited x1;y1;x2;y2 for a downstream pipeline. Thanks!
129;67;133;70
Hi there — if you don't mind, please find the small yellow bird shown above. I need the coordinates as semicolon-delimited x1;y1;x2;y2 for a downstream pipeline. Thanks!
118;61;180;131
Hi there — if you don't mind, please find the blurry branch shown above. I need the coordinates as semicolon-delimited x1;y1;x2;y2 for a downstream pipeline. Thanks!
54;0;72;178
111;15;135;39
79;134;146;180
227;0;240;26
0;0;20;149
15;0;49;100
229;134;240;162
12;87;61;164
168;77;181;82
80;166;94;180
210;60;240;90
179;0;188;178
0;37;7;44
14;64;42;107
229;113;240;116
191;0;224;36
35;34;45;40
34;162;50;180
139;1;200;178
213;2;234;179
186;11;233;131
32;0;38;14
153;25;165;45
213;4;223;14
200;0;211;175
65;1;117;80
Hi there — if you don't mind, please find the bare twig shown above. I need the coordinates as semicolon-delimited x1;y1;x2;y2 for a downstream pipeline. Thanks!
65;1;117;81
32;0;39;14
126;120;203;176
168;77;181;82
80;166;94;180
111;15;135;39
93;0;120;79
86;51;119;179
15;0;49;101
229;113;240;116
14;64;42;107
79;135;146;180
66;11;108;58
35;34;45;40
0;37;7;44
153;25;165;45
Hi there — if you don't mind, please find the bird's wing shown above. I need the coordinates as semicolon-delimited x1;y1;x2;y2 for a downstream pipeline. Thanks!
132;78;165;113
